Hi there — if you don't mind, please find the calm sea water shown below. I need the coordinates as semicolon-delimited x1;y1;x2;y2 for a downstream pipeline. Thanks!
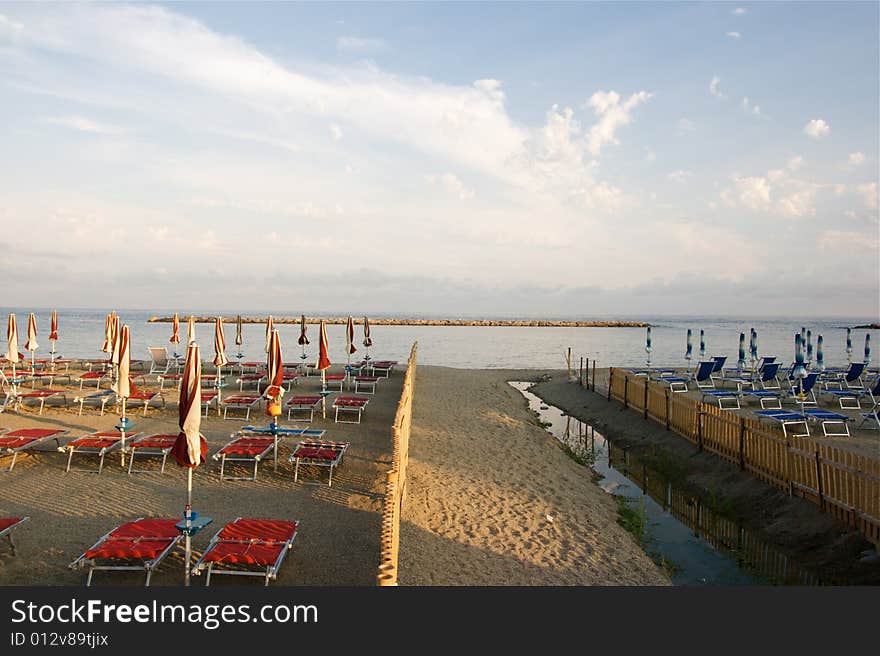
3;308;878;370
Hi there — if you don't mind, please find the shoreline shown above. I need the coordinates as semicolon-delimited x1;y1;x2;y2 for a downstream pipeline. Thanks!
147;316;651;328
528;371;880;584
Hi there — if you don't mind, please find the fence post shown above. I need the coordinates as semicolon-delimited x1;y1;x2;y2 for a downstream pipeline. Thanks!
592;361;596;391
815;451;824;510
607;368;613;401
623;375;628;409
739;417;746;471
643;380;649;420
585;357;589;388
579;357;583;386
665;389;670;430
697;407;703;452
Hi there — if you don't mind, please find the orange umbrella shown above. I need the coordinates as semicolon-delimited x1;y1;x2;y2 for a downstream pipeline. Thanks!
170;343;208;586
317;319;331;391
170;313;180;346
265;329;285;467
24;312;38;369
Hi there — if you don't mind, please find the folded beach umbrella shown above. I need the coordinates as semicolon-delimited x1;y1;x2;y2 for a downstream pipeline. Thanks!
111;324;132;460
699;329;706;360
24;312;38;369
865;334;872;365
170;313;181;347
6;313;19;385
806;330;813;364
213;316;229;415
187;315;196;345
265;329;284;428
748;328;755;365
110;313;121;366
816;335;825;372
737;332;746;370
363;316;372;360
170;343;208;586
793;333;807;380
49;310;58;363
685;329;692;362
846;327;852;363
645;326;652;367
317;319;331;390
751;329;759;365
101;312;113;354
235;314;243;345
265;315;274;353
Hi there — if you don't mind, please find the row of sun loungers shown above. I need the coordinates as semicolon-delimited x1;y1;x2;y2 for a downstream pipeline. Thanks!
63;516;299;586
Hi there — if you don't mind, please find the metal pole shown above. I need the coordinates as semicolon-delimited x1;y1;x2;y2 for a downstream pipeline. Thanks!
185;468;192;587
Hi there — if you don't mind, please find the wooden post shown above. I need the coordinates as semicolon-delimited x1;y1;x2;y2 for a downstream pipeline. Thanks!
643;380;649;419
739;417;746;471
567;347;572;379
665;389;670;430
607;368;613;401
592;360;596;391
697;408;703;452
815;451;824;510
584;357;589;387
579;357;584;386
623;375;628;409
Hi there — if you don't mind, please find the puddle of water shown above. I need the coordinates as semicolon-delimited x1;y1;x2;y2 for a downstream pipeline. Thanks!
510;381;821;586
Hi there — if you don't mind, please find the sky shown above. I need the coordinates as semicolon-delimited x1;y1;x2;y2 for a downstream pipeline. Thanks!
0;1;877;317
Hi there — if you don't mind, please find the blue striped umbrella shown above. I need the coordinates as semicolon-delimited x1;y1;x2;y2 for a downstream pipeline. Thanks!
801;326;806;350
751;329;759;362
645;326;652;366
806;329;813;364
865;334;872;364
737;332;746;370
816;335;824;372
846;327;852;363
685;329;693;362
699;329;706;360
793;334;807;381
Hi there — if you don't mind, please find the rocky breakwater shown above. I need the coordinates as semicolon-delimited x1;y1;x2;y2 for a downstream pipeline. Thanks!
148;316;651;327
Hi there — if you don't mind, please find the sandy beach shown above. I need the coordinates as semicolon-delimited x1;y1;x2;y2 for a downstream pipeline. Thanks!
399;366;669;585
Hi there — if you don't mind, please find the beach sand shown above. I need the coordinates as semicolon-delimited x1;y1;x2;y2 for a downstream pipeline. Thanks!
399;366;669;585
0;366;400;586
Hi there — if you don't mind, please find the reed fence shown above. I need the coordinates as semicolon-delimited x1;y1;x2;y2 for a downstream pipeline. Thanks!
583;366;880;547
376;342;418;586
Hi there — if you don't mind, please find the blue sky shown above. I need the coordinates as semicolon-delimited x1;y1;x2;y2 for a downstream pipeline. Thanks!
0;2;877;316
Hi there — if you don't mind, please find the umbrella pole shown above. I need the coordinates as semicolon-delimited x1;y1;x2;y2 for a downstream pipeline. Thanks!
216;365;223;417
185;467;192;587
120;399;127;467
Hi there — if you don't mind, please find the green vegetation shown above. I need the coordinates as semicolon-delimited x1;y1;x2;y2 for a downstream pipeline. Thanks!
616;495;647;543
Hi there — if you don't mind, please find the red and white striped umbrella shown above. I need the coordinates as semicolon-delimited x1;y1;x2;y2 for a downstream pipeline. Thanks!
346;316;357;356
264;315;274;353
317;320;331;371
49;310;58;341
112;324;131;400
267;329;284;393
5;314;19;396
170;313;181;345
298;314;309;346
110;313;121;366
170;343;208;586
187;315;196;345
101;313;113;354
24;312;38;367
363;316;372;348
213;317;229;368
235;315;243;347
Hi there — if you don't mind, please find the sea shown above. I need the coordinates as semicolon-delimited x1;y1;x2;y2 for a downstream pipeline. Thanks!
3;308;878;371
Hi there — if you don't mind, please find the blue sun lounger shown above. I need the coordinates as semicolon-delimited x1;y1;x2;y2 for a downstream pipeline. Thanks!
743;389;782;409
821;376;880;409
700;389;741;410
659;360;715;393
754;409;810;438
802;408;851;437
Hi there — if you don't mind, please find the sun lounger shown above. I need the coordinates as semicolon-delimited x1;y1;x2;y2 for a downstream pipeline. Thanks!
802;408;851;437
709;356;728;385
221;393;263;420
28;370;72;386
60;430;140;474
821;376;880;410
72;389;116;416
238;361;266;374
322;373;346;391
859;399;879;430
191;518;299;586
369;361;397;377
823;362;867;391
286;395;324;422
69;518;183;586
201;390;218;416
332;396;369;424
659;360;715;393
743;389;782;409
155;373;183;391
82;359;110;372
127;388;165;417
237;426;327;471
289;440;349;487
0;428;68;471
754;409;811;438
700;389;741;409
353;375;380;394
213;435;275;481
74;370;109;390
15;388;68;414
147;347;178;375
0;517;29;555
126;434;178;474
236;373;266;391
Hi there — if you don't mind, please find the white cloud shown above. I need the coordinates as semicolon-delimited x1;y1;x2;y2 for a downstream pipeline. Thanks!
818;230;879;253
0;13;24;38
45;115;124;134
848;151;866;166
709;76;725;99
426;173;475;200
726;31;742;39
722;160;820;218
804;119;830;139
667;170;692;183
336;36;389;53
741;97;761;115
584;90;652;156
330;124;343;141
787;156;804;171
857;182;878;210
733;7;747;15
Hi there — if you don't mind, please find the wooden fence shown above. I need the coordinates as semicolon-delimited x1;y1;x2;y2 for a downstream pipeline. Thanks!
600;367;880;547
376;342;418;586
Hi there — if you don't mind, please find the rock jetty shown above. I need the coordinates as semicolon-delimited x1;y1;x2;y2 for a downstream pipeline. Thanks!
148;316;651;328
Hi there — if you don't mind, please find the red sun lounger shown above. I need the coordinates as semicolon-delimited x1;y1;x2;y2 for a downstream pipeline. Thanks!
286;395;324;422
322;373;346;391
213;436;275;481
201;390;218;417
72;389;116;416
60;431;141;474
126;434;178;474
221;393;263;420
0;516;29;555
127;389;165;417
0;428;68;471
354;375;380;394
74;370;109;390
15;389;68;415
332;396;369;424
289;440;349;487
69;518;183;586
235;373;266;391
191;518;299;586
155;373;183;391
369;361;397;377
